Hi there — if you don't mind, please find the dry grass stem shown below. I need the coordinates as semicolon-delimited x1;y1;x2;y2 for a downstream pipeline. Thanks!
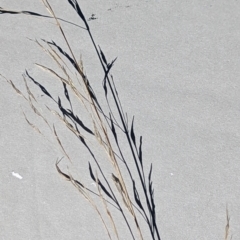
225;206;232;240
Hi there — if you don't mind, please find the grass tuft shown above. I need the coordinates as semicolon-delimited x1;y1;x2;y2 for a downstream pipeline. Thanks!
1;1;161;239
1;1;234;239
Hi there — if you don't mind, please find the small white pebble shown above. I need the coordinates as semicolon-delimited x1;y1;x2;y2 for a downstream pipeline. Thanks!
170;173;174;176
12;171;23;180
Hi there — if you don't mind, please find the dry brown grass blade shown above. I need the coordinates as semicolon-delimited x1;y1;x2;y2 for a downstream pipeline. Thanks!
28;96;41;116
45;106;86;140
25;92;52;131
22;111;42;135
112;173;133;215
92;118;143;239
55;157;71;181
87;83;143;238
93;120;105;147
1;74;28;101
225;206;232;240
62;117;85;139
21;106;59;149
66;170;113;240
43;41;76;80
35;62;91;106
35;63;69;85
46;43;73;75
41;0;85;79
32;38;69;73
41;1;104;135
22;74;37;102
36;7;104;164
95;172;119;240
98;124;135;210
53;125;71;162
33;38;92;107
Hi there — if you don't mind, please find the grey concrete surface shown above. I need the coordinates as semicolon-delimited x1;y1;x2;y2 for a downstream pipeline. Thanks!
1;0;240;239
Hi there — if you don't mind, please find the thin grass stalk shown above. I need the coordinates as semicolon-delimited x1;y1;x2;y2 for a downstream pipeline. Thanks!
95;172;119;240
68;172;113;240
225;205;232;240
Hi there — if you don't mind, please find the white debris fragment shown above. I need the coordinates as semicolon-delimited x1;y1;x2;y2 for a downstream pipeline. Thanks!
170;173;174;176
12;171;23;179
91;182;96;187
